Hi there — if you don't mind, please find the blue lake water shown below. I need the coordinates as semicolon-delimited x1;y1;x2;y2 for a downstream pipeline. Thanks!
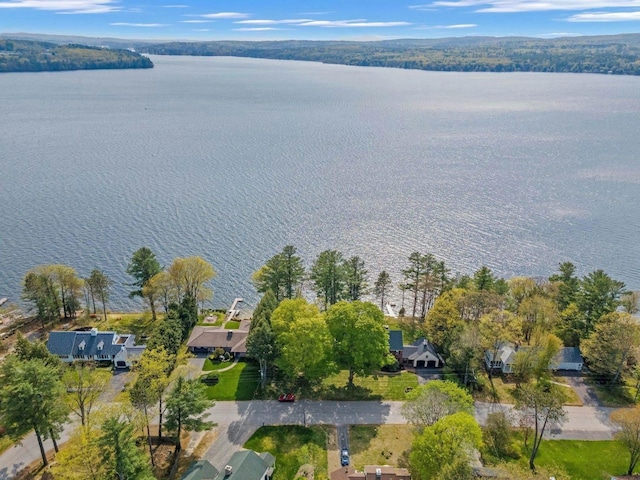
1;55;639;311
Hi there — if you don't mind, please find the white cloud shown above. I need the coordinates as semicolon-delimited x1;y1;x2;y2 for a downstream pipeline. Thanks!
110;22;168;27
180;19;212;23
194;28;210;31
233;27;282;31
297;19;412;27
568;10;640;20
419;0;640;13
163;4;187;7
235;18;312;24
0;0;120;13
435;23;478;27
200;11;249;19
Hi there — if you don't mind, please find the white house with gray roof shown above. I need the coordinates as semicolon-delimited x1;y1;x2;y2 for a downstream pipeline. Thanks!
47;328;146;368
485;343;583;373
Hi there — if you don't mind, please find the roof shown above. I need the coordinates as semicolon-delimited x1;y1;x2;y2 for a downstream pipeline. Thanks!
215;450;275;480
181;460;219;480
187;326;248;353
406;337;439;361
47;330;134;357
553;347;583;365
388;330;403;352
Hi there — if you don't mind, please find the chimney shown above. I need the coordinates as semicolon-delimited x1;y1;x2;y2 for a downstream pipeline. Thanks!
90;328;98;337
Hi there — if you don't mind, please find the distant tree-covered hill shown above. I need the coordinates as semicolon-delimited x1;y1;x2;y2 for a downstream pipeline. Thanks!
141;34;640;76
0;39;153;73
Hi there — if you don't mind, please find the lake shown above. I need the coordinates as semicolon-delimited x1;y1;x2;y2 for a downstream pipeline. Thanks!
1;55;639;311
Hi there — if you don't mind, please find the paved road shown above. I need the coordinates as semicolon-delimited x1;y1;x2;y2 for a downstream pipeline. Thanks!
0;400;618;479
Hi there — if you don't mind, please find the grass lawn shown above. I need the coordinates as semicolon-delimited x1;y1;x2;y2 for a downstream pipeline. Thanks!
475;374;582;406
225;320;240;330
202;357;235;371
505;439;633;480
203;361;260;400
92;312;162;337
244;425;329;480
319;370;419;400
349;425;414;470
585;377;637;407
383;316;422;344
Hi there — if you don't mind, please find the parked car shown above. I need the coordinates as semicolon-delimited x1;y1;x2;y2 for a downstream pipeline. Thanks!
278;393;295;402
341;449;350;466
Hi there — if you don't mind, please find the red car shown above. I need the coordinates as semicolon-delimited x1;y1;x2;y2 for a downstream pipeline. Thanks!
278;393;295;402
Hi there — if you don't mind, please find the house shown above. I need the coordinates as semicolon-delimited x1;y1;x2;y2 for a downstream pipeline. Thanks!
214;450;275;480
347;465;411;480
485;343;584;374
186;326;248;358
388;330;404;363
181;460;219;480
402;337;444;368
46;328;146;368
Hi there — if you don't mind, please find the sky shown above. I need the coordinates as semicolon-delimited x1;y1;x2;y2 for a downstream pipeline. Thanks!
1;0;640;41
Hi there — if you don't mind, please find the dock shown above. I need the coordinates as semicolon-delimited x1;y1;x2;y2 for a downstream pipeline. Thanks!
0;298;7;308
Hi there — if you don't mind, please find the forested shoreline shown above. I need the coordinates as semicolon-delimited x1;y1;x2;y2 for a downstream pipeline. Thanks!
141;34;640;76
0;39;153;73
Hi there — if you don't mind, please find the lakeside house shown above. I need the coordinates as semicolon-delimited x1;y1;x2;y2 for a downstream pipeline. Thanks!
485;343;584;373
46;328;146;368
181;451;275;480
388;330;444;369
186;326;248;358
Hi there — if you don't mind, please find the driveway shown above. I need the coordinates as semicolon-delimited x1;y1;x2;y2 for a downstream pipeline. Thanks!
562;374;602;407
186;353;207;379
99;369;132;403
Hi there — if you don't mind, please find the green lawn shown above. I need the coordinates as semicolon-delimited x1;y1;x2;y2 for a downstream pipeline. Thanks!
319;370;419;400
585;377;637;407
0;435;14;456
244;426;328;480
225;321;240;330
93;312;162;337
475;373;582;406
202;357;235;371
203;361;260;400
383;316;422;344
507;439;633;480
350;425;413;470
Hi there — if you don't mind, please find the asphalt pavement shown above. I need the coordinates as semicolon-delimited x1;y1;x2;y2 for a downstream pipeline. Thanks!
0;399;619;479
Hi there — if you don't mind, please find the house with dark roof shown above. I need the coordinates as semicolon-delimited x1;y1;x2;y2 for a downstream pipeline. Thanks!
186;326;248;358
485;343;583;373
181;460;219;480
214;450;275;480
388;330;404;363
402;337;444;368
46;328;146;368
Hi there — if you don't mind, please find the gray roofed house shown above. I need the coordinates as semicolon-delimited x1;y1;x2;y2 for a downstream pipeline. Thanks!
181;460;219;480
215;450;275;480
485;343;583;373
187;326;248;357
402;337;443;368
47;328;146;368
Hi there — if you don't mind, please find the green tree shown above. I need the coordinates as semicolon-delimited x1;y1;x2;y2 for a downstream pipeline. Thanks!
325;301;390;386
343;256;368;301
621;291;639;315
0;357;68;466
164;376;214;451
22;269;59;327
14;333;62;370
127;247;162;320
373;270;392;310
88;269;112;322
251;290;279;331
549;261;580;311
98;415;154;480
448;323;484;388
253;246;305;302
167;256;216;317
247;316;276;389
271;299;335;383
483;411;517;460
424;288;465;356
519;294;558;345
578;269;626;334
63;362;110;426
50;424;106;480
554;303;585;347
402;252;428;319
582;312;640;385
409;412;483;480
473;265;497;291
402;380;474;428
144;270;177;314
611;406;640;475
514;382;567;471
146;314;183;356
479;310;522;378
128;373;158;465
310;250;346;309
134;347;174;441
